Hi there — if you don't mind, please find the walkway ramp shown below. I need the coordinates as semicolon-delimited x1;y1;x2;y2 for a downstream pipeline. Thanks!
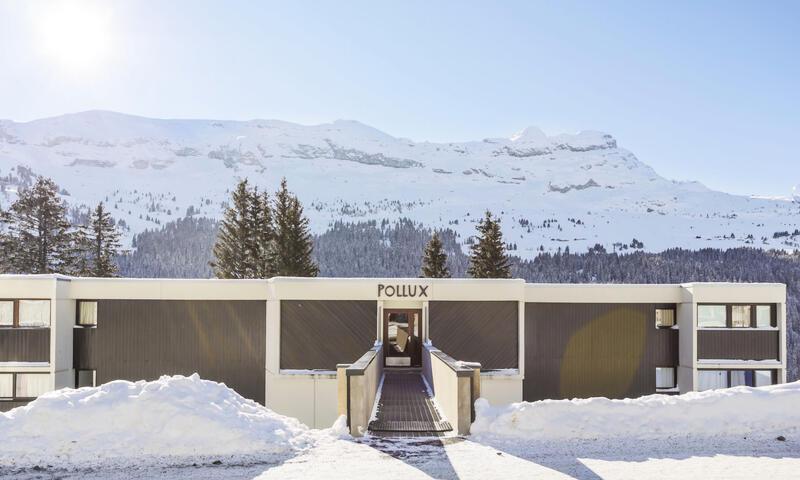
368;369;452;436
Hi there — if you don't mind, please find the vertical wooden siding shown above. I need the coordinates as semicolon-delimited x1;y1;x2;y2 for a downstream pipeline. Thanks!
93;300;266;404
524;303;678;401
73;327;96;369
0;329;50;362
280;300;377;370
697;330;779;360
428;301;518;369
0;401;31;412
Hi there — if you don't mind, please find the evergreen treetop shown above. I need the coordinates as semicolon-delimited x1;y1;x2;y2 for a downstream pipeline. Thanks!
88;202;122;277
5;177;74;274
271;178;318;277
211;179;254;279
421;232;450;278
467;210;511;279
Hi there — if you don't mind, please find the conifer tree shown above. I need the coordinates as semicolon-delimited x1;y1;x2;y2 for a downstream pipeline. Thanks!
86;202;121;277
271;178;318;277
250;189;275;278
5;177;74;274
467;210;511;278
421;232;450;278
0;207;12;273
211;179;255;278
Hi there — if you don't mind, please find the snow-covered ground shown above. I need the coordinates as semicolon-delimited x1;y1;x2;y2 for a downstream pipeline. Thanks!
1;376;799;479
2;111;799;256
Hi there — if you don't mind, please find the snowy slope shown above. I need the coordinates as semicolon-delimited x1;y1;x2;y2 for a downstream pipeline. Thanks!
1;110;798;257
471;382;800;440
0;374;310;467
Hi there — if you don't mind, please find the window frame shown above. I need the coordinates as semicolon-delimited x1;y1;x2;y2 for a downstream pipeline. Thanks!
76;300;99;327
0;372;51;402
654;306;677;329
14;372;51;400
0;299;51;329
697;303;777;329
697;304;727;328
655;366;677;390
75;369;97;388
697;368;777;390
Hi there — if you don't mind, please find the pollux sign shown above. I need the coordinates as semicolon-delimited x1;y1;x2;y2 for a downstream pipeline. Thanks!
377;284;429;298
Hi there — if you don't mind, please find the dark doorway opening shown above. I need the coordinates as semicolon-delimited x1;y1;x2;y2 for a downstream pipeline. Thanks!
383;309;422;367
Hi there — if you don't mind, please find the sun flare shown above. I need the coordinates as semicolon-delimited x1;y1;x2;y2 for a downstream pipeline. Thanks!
36;1;113;73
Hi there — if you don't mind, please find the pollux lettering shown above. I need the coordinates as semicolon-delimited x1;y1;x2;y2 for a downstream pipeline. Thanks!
378;284;429;298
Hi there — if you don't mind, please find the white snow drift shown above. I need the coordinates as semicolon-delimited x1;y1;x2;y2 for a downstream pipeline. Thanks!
0;374;309;466
472;381;800;440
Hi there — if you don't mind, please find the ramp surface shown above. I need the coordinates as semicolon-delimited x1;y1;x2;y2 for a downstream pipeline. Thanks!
368;369;452;437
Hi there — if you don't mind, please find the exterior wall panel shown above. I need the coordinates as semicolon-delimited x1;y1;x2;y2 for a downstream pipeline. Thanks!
94;300;266;404
0;401;31;412
73;327;97;370
280;300;377;371
524;303;679;401
697;330;779;361
428;301;518;369
0;329;50;363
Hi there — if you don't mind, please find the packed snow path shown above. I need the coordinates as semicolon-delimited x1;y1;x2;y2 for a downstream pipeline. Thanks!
4;434;797;479
368;369;452;436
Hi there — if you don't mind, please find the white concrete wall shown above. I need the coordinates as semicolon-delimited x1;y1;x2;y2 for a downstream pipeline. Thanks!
265;371;339;428
480;375;523;405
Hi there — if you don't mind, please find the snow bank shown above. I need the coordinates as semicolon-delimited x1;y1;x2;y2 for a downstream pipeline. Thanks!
472;382;800;440
0;374;309;466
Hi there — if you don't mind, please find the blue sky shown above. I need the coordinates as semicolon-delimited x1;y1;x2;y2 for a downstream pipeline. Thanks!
0;0;797;196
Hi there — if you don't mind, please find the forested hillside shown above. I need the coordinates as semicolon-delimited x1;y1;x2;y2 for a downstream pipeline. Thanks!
117;216;800;379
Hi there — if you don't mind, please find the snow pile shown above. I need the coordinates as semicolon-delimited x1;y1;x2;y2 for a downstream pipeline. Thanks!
472;382;800;440
0;374;310;466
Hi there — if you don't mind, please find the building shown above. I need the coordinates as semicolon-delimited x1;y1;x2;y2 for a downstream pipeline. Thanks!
0;275;787;432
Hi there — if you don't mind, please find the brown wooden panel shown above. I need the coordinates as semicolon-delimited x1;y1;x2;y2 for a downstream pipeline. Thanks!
281;300;377;370
73;327;96;369
697;330;779;360
524;303;679;401
0;401;30;412
429;301;518;369
95;300;266;404
0;328;50;362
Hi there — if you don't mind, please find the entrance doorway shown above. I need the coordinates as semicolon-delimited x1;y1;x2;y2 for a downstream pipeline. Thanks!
383;309;422;367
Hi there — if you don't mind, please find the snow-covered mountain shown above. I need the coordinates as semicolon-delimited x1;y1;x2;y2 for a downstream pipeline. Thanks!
1;110;798;257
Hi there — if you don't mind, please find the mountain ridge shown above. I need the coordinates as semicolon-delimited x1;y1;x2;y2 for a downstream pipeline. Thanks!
1;111;798;257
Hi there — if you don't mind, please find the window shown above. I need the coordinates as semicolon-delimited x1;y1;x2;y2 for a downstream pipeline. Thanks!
729;370;752;387
731;305;751;328
698;305;726;328
655;309;675;328
15;373;50;398
18;300;50;327
755;370;773;387
78;301;98;326
697;370;728;391
0;301;13;326
76;370;96;388
656;367;676;389
756;306;773;328
0;374;13;399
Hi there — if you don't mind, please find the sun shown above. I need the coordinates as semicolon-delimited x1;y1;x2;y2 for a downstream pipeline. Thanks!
36;1;113;73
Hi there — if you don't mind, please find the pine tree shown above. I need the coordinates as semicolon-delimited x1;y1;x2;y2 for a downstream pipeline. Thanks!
271;178;318;277
86;202;121;277
5;177;75;274
211;179;255;278
421;232;450;278
250;189;275;278
467;210;511;278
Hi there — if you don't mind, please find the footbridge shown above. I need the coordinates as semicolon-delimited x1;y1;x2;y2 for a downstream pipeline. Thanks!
338;342;480;437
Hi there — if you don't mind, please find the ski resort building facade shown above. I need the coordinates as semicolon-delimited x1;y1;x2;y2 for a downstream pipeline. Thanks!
0;275;787;434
